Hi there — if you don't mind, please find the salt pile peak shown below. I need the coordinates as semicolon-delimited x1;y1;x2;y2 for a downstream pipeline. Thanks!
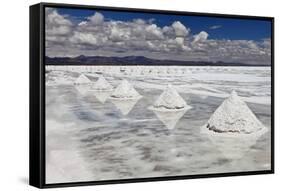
92;76;113;91
205;90;265;134
110;79;141;99
152;84;189;111
74;74;91;85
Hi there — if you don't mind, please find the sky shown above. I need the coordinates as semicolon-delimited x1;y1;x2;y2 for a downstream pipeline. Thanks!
45;7;272;65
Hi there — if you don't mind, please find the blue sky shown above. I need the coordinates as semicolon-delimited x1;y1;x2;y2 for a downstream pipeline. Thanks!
46;7;271;64
57;7;271;41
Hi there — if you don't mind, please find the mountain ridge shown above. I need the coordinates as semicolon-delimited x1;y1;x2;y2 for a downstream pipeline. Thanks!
45;55;269;66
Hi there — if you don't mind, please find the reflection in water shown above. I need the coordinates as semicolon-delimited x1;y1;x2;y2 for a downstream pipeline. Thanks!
151;107;192;130
93;90;113;104
75;84;113;104
45;66;271;183
198;94;208;100
201;126;268;159
110;98;141;115
45;120;94;183
75;85;91;96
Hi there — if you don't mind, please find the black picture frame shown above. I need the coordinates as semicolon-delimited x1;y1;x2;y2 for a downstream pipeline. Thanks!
30;2;275;189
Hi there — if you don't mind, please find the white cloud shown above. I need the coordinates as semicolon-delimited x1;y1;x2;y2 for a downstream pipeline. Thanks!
172;21;190;37
193;31;209;43
46;8;72;36
209;25;222;30
78;21;87;26
175;37;184;45
45;9;271;65
145;24;164;40
70;32;98;45
133;18;146;25
88;12;104;25
109;26;125;42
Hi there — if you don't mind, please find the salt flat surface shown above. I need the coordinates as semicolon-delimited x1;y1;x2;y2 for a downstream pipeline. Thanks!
45;66;271;183
46;65;271;104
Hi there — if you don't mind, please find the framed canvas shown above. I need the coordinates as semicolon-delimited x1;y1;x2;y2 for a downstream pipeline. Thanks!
29;2;274;188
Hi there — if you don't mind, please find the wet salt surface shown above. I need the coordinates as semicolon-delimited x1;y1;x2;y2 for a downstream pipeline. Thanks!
46;82;271;183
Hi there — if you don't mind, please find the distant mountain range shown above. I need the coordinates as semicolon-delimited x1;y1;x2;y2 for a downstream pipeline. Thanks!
45;55;269;66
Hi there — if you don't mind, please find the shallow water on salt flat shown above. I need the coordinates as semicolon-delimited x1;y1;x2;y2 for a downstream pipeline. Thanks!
45;67;271;183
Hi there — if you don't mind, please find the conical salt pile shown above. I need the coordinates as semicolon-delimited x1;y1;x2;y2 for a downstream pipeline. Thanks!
110;79;141;99
152;84;188;111
205;90;265;134
92;76;113;91
74;74;91;85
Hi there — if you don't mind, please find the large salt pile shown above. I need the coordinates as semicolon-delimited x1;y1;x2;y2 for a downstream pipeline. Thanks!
74;74;91;85
110;79;141;100
91;76;113;91
151;84;191;111
204;90;265;134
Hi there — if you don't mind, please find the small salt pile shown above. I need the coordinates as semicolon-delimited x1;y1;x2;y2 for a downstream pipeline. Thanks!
92;76;113;91
205;90;265;134
152;84;190;111
110;79;141;99
74;74;91;85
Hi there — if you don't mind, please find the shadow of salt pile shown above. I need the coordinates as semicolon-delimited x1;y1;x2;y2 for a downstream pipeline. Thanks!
149;84;192;130
201;90;268;160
